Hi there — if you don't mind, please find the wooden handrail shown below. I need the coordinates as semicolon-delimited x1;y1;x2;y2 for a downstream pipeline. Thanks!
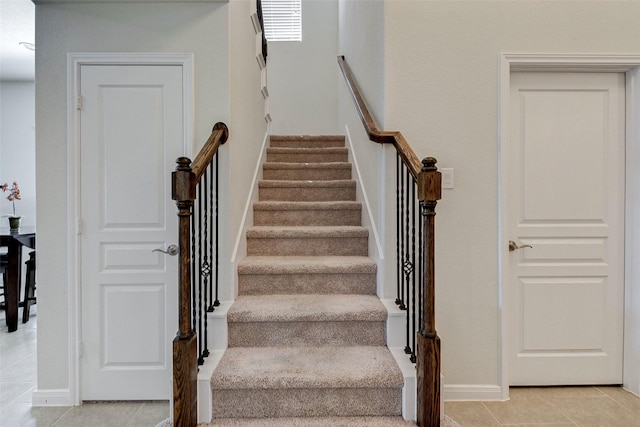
171;121;228;427
337;55;422;181
338;55;441;427
191;122;229;181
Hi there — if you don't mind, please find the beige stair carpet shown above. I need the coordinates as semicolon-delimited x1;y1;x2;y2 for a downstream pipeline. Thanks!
205;135;415;425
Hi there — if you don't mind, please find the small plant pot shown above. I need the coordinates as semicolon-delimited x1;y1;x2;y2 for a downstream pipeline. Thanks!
8;216;21;231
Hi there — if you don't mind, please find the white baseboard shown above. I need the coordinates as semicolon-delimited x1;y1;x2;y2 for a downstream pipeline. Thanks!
444;384;505;401
32;389;72;406
230;130;270;266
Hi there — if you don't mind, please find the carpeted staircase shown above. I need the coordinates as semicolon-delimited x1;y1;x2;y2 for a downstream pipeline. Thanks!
204;135;412;426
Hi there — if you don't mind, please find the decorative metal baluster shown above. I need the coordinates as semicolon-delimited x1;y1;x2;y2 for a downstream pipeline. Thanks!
213;154;220;309
197;180;205;365
190;202;197;336
410;180;417;363
418;195;424;362
403;167;412;355
396;153;402;307
399;162;407;311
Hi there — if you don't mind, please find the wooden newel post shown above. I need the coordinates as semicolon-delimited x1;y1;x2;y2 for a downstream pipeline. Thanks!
171;157;198;427
416;157;442;427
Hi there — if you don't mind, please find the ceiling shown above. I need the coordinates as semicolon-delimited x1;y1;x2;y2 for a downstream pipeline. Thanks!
0;0;35;81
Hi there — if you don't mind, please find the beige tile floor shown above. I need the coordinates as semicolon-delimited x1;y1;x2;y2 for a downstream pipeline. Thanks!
445;386;640;427
0;307;169;427
3;305;640;426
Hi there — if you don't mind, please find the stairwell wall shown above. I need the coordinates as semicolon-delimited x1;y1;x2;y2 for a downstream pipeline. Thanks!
337;0;394;301
267;0;339;135
228;0;270;300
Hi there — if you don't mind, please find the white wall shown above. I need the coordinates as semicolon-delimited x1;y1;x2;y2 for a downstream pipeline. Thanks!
267;0;339;135
383;0;640;393
227;0;269;298
35;1;230;400
0;81;36;228
337;0;396;300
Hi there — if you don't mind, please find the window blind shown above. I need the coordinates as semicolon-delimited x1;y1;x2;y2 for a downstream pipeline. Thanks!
262;0;302;42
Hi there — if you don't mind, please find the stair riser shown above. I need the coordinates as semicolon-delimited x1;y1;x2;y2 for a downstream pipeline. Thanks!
247;237;368;256
238;273;376;296
211;388;402;418
258;186;356;202
270;138;345;148
253;209;361;226
228;321;386;347
267;152;349;163
263;168;351;181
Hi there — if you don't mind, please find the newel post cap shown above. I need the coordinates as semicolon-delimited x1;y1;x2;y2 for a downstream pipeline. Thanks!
172;157;196;201
418;157;442;202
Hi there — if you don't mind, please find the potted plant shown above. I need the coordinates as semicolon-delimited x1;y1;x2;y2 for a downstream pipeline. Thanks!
2;181;22;230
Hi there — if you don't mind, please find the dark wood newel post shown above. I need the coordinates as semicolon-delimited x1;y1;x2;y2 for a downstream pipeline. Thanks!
416;157;442;427
172;157;197;427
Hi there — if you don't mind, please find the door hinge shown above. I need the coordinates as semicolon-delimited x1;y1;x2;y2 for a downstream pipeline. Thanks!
76;94;83;111
78;342;84;359
76;218;83;235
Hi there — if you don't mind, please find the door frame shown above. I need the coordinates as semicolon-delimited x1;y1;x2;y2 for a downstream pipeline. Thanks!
66;53;193;405
499;53;640;400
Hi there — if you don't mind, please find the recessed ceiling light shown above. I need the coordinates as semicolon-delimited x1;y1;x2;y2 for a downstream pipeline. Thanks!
19;42;35;51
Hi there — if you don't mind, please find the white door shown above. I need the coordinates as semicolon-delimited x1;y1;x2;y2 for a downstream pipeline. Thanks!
80;64;184;399
508;72;625;385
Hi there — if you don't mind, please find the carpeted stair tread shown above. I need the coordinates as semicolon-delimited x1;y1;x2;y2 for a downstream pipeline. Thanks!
247;225;368;238
267;147;349;163
253;201;361;211
237;256;377;296
258;179;355;188
270;135;345;148
211;346;403;390
228;294;387;323
253;201;362;226
258;180;356;202
238;256;376;275
203;416;415;426
262;162;352;180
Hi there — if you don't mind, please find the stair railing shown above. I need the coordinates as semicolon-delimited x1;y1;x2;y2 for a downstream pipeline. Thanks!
338;55;442;427
171;122;229;427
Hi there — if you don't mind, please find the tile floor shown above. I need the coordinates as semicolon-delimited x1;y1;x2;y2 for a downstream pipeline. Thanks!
3;305;640;426
0;307;170;427
445;386;640;426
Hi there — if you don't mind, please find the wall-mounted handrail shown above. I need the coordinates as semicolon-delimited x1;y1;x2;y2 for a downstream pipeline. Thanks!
337;55;422;181
171;121;229;427
338;55;441;427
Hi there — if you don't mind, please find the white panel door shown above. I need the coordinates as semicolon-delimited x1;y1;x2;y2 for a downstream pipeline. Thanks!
508;72;625;385
80;65;183;399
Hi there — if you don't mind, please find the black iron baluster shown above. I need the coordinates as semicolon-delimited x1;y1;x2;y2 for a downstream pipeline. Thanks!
404;167;412;355
190;203;197;336
399;162;406;311
396;153;402;307
213;154;220;309
197;181;205;366
417;193;423;364
410;180;417;362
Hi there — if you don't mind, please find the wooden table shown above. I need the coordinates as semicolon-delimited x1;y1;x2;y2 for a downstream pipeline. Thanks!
1;227;35;332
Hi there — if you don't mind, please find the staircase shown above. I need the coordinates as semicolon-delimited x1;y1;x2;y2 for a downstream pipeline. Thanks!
204;135;410;426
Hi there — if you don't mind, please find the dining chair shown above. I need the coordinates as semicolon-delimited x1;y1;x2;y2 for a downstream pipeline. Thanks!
22;251;36;323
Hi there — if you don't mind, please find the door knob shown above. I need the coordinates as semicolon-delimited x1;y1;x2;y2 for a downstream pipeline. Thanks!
153;244;178;256
509;240;532;252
